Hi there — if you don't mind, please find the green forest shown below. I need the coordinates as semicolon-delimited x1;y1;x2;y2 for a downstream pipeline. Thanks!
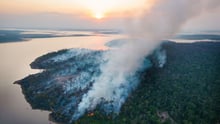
74;42;220;124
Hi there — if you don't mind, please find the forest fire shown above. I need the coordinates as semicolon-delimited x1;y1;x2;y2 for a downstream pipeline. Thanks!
87;112;95;117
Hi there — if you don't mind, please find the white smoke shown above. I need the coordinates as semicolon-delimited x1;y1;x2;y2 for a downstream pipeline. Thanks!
154;47;167;68
72;0;220;121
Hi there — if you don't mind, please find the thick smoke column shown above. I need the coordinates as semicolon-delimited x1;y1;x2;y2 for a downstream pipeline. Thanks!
72;0;220;121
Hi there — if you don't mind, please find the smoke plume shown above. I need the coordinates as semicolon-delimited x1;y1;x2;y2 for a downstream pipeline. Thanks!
72;0;220;121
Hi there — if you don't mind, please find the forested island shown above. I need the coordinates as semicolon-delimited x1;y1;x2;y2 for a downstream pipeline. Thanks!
15;41;220;124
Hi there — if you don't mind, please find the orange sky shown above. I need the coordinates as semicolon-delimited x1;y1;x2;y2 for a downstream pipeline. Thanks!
0;0;152;18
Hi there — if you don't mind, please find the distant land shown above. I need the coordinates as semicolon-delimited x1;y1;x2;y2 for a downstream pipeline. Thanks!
1;29;220;43
0;29;121;43
0;29;94;43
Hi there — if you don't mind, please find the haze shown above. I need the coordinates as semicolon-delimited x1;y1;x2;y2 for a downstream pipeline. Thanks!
0;0;220;31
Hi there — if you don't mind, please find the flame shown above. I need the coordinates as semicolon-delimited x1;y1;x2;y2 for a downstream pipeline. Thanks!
88;112;95;117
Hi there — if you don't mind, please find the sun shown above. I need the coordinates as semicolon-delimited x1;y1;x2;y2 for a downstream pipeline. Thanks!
94;12;104;19
74;0;148;19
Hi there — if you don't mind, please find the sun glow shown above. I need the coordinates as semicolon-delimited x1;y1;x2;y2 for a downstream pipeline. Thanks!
0;0;151;17
75;0;147;19
94;12;104;19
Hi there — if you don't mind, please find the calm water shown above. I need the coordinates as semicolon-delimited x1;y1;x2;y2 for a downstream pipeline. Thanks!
0;34;123;124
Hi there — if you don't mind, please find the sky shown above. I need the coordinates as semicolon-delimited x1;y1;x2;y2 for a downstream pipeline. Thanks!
0;0;220;31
